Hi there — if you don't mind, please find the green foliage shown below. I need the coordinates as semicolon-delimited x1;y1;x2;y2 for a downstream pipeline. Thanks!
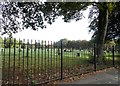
1;2;89;36
107;2;116;14
106;3;120;41
89;2;120;41
55;39;94;49
4;37;20;48
1;2;119;40
1;2;119;42
0;36;3;48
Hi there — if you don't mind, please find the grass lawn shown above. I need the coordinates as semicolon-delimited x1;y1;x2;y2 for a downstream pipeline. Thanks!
1;48;120;84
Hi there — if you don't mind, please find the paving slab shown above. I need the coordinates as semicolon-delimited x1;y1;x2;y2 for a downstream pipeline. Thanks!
59;68;119;85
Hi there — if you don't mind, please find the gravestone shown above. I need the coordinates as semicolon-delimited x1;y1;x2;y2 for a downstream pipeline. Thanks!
77;52;80;56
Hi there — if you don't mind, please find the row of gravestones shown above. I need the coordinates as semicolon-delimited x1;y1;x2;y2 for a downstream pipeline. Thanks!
56;49;94;57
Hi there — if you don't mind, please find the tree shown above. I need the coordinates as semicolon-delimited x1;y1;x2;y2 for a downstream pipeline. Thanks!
79;40;89;49
66;40;75;49
0;2;89;35
53;38;68;48
65;40;89;50
106;3;120;42
60;38;68;48
88;2;120;63
1;2;119;64
90;2;120;43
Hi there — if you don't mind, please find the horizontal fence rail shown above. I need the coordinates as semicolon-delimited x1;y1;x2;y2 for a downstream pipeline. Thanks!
0;38;120;85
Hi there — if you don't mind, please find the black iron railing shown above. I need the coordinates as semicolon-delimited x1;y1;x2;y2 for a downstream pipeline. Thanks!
0;38;119;85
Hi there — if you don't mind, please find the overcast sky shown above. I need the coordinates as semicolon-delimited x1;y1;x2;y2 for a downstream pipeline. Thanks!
1;6;94;42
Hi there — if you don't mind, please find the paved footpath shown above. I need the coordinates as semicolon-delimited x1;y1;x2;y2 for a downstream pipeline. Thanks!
59;67;119;85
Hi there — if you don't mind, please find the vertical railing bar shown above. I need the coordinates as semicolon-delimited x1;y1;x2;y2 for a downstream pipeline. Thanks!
44;41;46;82
18;39;21;84
55;42;57;79
69;48;70;75
2;37;6;84
74;48;76;75
57;47;59;79
47;41;49;81
13;38;16;84
70;48;71;76
39;41;41;84
67;47;68;77
53;42;55;79
56;47;60;76
55;46;59;79
60;40;63;80
66;48;69;77
30;40;32;84
59;47;61;78
53;42;56;80
22;39;25;84
64;48;66;77
75;48;77;74
72;48;74;76
69;48;71;75
112;45;115;67
66;49;69;77
72;48;74;75
26;39;29;84
68;47;70;76
8;37;11;84
50;41;52;80
41;40;43;83
34;40;36;80
65;48;67;77
58;47;60;79
94;44;96;71
59;45;61;79
54;46;58;79
67;48;70;77
38;40;40;83
70;48;72;76
74;48;75;75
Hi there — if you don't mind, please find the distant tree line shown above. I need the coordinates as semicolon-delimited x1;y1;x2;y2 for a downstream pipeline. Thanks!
53;38;94;50
1;37;119;53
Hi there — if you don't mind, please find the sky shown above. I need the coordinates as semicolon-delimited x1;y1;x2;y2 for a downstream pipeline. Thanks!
1;6;94;42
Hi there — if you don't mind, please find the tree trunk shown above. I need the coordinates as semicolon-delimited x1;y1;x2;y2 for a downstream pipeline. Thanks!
96;3;109;65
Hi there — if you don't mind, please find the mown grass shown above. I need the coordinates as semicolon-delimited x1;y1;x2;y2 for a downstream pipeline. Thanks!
1;48;120;84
